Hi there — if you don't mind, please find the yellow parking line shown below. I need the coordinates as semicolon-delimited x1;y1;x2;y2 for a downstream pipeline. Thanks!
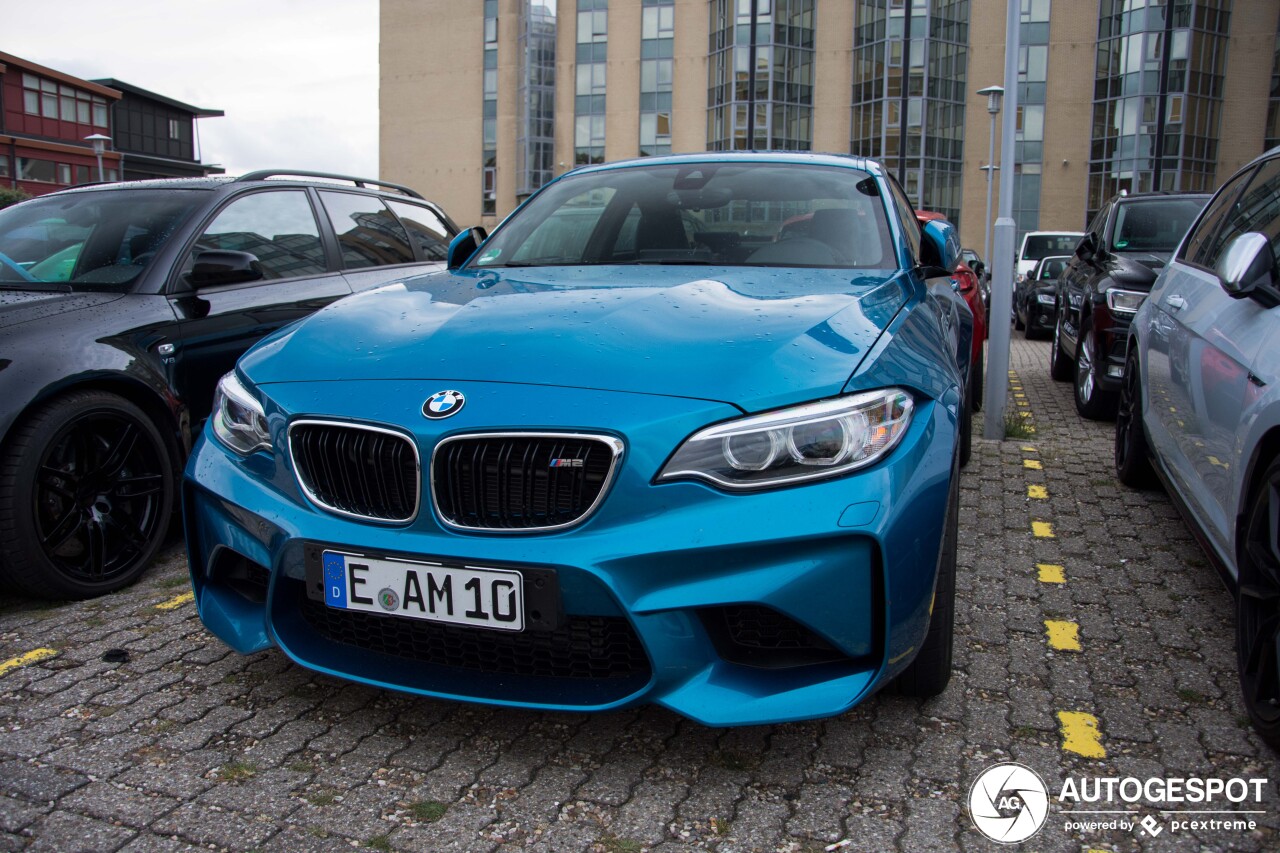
1028;485;1048;499
1058;711;1106;758
155;592;194;611
1024;459;1043;470
1045;620;1082;652
1025;425;1037;433
1020;445;1037;453
0;648;58;677
1037;563;1066;583
1032;521;1054;538
1019;411;1032;418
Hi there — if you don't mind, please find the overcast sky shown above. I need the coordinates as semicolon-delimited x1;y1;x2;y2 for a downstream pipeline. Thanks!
4;0;379;178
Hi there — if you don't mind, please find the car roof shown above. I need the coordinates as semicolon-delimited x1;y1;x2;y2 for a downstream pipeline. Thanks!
44;172;429;201
1110;190;1213;203
565;151;886;178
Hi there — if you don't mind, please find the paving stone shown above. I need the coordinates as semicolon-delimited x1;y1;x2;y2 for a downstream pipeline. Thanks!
25;810;136;852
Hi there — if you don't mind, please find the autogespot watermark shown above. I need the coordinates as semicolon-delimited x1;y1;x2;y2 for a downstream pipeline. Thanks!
968;763;1269;844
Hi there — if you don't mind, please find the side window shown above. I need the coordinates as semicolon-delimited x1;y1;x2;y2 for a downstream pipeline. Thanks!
1182;167;1257;266
319;191;415;269
1200;158;1280;276
386;200;453;261
884;176;920;262
193;190;326;281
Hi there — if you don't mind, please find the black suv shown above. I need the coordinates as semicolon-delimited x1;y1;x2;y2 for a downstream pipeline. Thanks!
0;171;457;598
1049;191;1209;418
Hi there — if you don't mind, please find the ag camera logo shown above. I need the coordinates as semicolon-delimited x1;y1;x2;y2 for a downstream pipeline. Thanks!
969;762;1050;843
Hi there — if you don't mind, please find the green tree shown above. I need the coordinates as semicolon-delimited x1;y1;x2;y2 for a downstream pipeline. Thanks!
0;187;30;210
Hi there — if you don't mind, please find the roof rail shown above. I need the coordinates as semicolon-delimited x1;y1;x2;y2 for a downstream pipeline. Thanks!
234;170;424;199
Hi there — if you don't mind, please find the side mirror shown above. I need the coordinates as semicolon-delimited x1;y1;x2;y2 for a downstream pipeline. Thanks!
919;219;959;276
447;226;489;270
970;260;985;280
1217;232;1278;307
1075;232;1100;263
187;250;263;288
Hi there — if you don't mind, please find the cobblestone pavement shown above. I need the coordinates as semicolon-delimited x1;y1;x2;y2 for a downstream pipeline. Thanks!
1;334;1278;852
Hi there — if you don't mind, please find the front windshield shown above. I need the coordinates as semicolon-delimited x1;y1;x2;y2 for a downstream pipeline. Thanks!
1022;234;1081;262
473;162;896;270
1111;198;1206;253
0;190;204;290
1036;257;1070;280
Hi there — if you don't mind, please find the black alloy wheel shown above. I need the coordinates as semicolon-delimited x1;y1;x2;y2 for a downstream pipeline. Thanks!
1114;349;1156;488
1050;313;1072;381
1237;459;1280;749
1074;320;1118;420
0;391;175;599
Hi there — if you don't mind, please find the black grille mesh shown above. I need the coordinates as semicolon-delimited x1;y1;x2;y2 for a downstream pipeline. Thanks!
719;605;837;651
291;423;418;521
299;594;649;680
433;435;616;530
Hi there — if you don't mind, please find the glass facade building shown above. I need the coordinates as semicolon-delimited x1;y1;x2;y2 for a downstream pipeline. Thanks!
851;0;969;226
1087;0;1233;220
516;2;557;198
707;0;816;152
1013;0;1050;236
640;0;676;156
575;0;609;165
1267;9;1280;151
482;0;499;214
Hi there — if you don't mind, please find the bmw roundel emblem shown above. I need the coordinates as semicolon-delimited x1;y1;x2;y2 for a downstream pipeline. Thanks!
423;390;466;419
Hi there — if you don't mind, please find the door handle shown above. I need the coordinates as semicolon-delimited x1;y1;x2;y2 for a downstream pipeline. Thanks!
1166;295;1186;311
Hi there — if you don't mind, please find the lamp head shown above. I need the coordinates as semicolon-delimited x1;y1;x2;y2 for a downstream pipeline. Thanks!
977;85;1004;116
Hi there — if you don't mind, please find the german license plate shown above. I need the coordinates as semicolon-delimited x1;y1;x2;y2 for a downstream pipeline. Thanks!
322;550;524;632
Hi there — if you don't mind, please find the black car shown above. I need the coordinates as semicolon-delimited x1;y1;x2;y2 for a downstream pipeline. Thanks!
1014;254;1069;339
0;171;457;598
1049;190;1209;418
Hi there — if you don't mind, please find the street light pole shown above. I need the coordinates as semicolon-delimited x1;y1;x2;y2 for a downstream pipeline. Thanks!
977;86;1004;272
982;0;1021;440
84;134;111;183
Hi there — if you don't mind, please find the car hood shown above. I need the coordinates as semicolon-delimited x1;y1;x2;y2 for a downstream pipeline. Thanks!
0;289;125;331
241;265;910;413
1106;250;1170;287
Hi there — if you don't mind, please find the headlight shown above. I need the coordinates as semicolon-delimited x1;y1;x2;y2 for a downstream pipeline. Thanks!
657;389;914;490
211;371;270;455
1036;293;1056;305
1106;288;1146;315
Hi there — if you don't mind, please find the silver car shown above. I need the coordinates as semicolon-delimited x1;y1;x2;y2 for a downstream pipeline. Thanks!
1115;145;1280;749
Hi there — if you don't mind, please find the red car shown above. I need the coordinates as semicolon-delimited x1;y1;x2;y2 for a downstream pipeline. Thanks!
917;210;987;411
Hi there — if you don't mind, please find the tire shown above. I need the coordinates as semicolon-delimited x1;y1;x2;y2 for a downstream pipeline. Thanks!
1050;313;1073;381
958;386;972;469
894;460;958;697
1236;458;1280;750
0;391;176;599
1074;320;1118;420
1013;308;1025;331
970;348;984;413
1023;311;1038;340
1114;349;1157;489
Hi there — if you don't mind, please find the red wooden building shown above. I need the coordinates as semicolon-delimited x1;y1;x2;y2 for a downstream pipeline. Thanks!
0;51;123;197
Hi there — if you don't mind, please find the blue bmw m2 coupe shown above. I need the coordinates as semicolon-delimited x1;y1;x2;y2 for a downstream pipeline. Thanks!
183;154;973;726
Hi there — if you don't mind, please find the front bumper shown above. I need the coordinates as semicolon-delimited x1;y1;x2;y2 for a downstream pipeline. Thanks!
1095;309;1134;392
183;381;955;727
